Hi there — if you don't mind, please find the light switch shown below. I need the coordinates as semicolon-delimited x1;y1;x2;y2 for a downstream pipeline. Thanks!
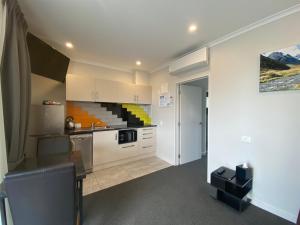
241;136;252;143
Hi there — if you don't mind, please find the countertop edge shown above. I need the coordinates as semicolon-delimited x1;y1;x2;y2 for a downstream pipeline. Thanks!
65;125;157;135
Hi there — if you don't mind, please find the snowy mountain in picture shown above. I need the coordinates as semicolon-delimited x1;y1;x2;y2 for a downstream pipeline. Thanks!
260;44;300;92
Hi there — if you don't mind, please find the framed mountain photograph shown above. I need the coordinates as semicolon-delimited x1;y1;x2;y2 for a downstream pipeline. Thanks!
260;44;300;92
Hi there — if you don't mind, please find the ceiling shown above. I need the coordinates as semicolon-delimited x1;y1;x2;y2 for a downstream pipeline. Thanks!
18;0;299;72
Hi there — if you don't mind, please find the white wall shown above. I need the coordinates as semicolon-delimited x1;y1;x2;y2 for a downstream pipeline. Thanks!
133;70;150;85
31;74;66;105
151;11;300;224
208;12;300;223
150;67;209;164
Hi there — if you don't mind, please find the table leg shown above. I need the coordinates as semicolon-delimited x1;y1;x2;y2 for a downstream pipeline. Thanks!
0;198;7;225
78;180;83;225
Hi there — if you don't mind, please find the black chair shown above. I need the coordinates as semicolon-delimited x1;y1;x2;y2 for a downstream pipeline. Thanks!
4;163;77;225
37;135;73;157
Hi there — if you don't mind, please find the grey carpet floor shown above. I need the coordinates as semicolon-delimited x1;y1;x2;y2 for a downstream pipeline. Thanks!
83;157;292;225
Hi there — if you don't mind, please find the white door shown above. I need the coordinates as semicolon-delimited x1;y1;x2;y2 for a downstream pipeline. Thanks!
179;85;203;164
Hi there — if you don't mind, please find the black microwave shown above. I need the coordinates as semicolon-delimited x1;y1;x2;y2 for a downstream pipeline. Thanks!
118;129;137;144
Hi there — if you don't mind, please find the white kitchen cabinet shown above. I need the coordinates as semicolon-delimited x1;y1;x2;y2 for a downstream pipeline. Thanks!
66;74;96;102
137;127;156;151
119;142;138;151
66;75;152;104
93;130;119;166
95;79;120;103
134;85;152;104
112;81;130;103
93;130;141;167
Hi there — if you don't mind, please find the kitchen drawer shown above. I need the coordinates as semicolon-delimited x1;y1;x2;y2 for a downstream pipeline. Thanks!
140;137;154;146
141;134;153;140
119;142;138;151
141;127;155;132
141;145;154;151
142;131;154;137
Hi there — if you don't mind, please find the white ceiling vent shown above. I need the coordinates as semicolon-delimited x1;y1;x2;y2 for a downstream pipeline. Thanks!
169;47;209;74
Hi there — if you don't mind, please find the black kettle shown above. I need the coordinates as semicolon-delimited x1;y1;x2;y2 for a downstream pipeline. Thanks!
65;116;75;130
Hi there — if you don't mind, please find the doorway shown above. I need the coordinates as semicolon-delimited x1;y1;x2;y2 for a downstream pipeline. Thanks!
177;77;208;165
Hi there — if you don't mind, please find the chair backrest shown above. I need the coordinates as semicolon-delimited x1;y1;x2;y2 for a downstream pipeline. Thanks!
37;135;72;157
4;163;76;225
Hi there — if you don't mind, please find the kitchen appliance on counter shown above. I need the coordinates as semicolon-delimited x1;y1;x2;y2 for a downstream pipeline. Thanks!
118;129;137;144
70;133;93;173
65;116;75;130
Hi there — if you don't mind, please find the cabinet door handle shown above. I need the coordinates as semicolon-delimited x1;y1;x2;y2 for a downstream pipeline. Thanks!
122;145;135;149
143;137;152;140
142;145;153;149
115;133;118;140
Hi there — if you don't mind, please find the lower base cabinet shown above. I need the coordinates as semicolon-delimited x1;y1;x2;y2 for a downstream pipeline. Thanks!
138;127;156;151
93;130;119;167
93;128;156;169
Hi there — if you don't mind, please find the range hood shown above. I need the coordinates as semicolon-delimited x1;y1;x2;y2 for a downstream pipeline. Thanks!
27;33;70;82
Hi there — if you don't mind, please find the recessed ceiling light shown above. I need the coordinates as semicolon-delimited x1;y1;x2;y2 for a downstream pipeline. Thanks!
65;42;74;49
136;61;142;66
188;24;197;33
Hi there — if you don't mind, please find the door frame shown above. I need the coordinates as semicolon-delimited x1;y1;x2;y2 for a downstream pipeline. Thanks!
175;75;209;166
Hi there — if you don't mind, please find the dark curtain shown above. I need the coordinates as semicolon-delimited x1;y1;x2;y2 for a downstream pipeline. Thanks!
0;0;31;170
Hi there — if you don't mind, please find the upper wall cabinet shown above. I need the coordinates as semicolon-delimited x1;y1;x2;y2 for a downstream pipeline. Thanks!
95;79;122;103
66;74;152;104
66;74;95;102
134;85;152;104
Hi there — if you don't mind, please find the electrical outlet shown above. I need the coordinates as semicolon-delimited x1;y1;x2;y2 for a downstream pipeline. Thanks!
241;136;252;143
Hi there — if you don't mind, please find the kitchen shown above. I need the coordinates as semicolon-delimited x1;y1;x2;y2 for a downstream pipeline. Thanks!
25;33;170;195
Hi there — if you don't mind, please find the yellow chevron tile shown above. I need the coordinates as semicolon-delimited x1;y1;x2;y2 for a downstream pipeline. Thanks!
122;103;152;125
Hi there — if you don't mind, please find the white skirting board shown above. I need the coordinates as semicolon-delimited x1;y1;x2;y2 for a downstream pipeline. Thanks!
250;197;297;223
93;151;156;171
206;180;297;223
155;153;175;165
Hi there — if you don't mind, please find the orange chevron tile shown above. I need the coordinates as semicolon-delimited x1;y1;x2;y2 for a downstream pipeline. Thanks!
66;102;107;128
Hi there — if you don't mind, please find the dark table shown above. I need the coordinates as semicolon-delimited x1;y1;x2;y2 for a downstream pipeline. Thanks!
0;151;87;225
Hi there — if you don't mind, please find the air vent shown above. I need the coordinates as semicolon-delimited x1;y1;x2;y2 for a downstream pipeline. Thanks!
169;47;209;74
